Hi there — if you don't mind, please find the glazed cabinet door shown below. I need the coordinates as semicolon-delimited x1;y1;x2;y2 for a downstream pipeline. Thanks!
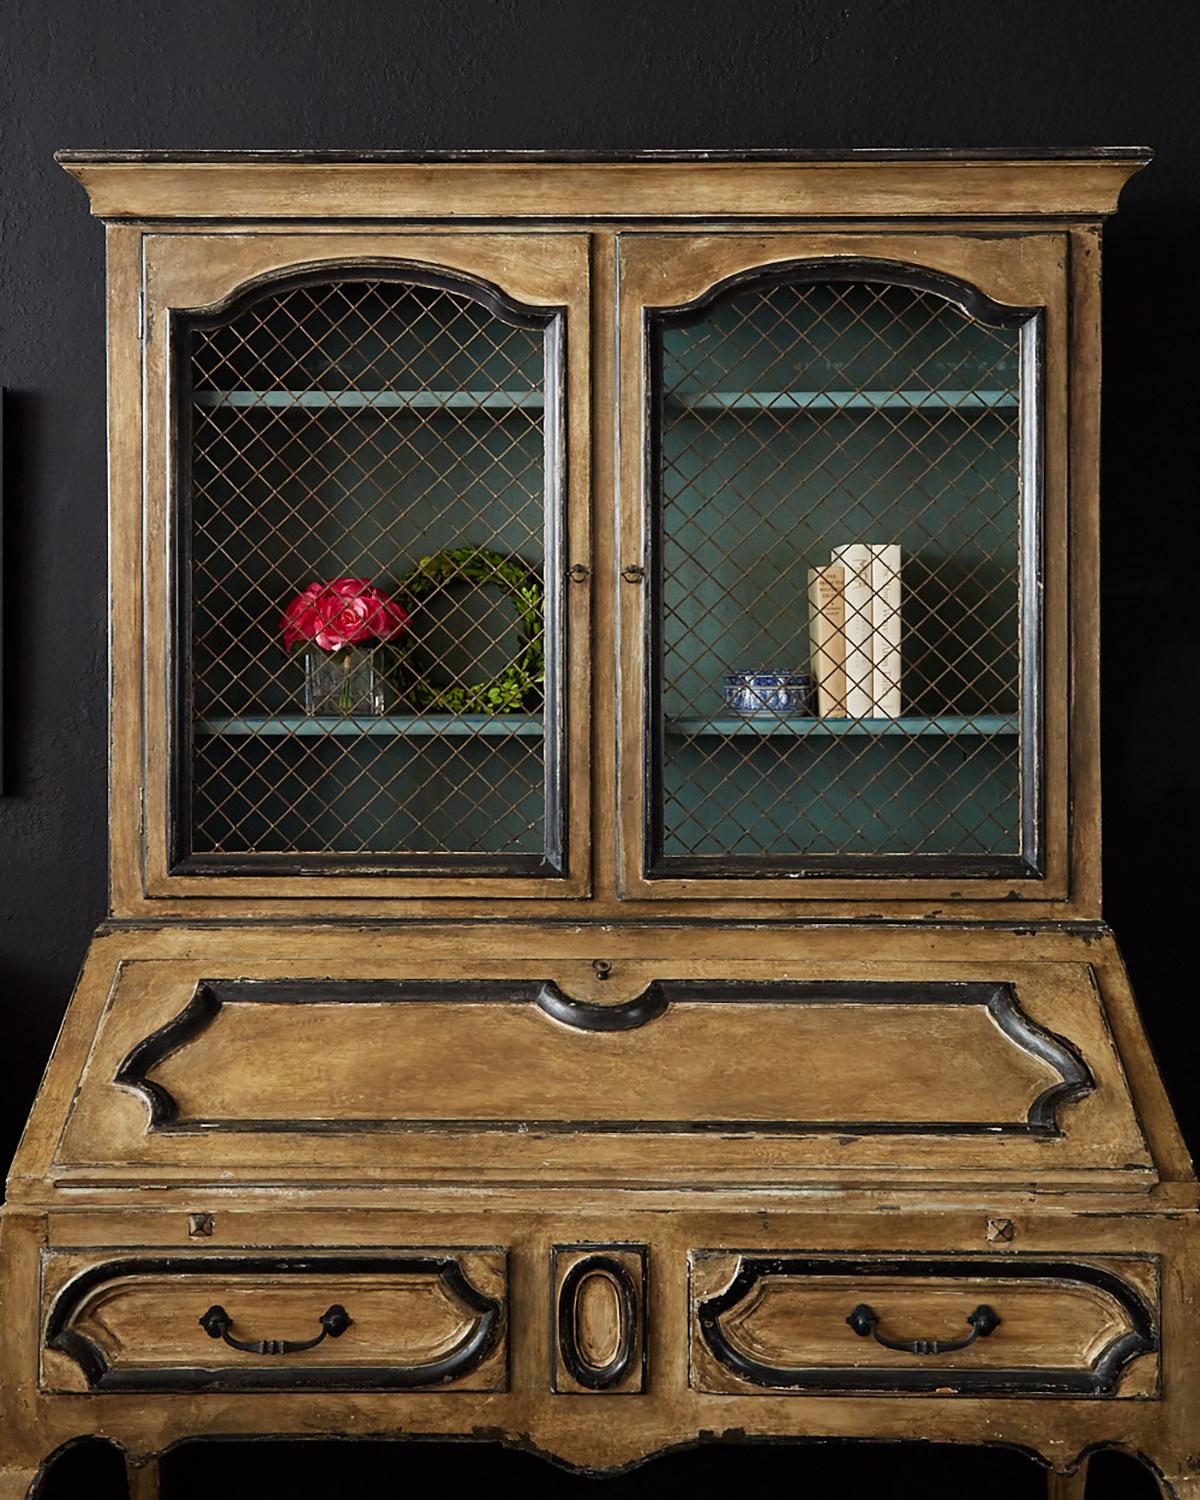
136;232;590;900
616;232;1069;903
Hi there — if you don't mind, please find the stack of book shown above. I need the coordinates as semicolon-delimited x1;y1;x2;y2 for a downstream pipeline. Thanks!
808;544;903;718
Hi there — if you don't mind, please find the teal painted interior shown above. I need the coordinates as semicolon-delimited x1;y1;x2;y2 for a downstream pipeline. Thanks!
663;737;1018;857
186;270;1027;865
187;277;551;858
657;277;1025;861
193;734;544;856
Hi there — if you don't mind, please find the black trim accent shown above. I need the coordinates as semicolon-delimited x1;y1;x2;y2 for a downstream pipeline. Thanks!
44;1255;504;1394
114;983;221;1126
556;1255;640;1391
168;261;568;882
109;1116;1109;1138
982;982;1093;1132
644;856;1043;881
653;257;1042;332
541;304;569;878
642;257;1045;885
98;913;1113;932
57;148;1155;164
694;1256;1157;1396
1019;305;1046;871
535;981;667;1032
169;852;562;877
112;977;1091;1138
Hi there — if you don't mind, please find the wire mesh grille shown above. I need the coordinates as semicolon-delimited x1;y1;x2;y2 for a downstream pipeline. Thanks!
653;275;1031;865
182;274;556;864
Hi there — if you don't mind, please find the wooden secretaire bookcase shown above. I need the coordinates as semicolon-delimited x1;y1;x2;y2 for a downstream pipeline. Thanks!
1;149;1194;1498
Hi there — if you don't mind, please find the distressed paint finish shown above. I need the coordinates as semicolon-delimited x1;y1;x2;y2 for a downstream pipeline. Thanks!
1;146;1197;1500
1;14;1199;1492
57;152;1147;221
689;1252;1159;1396
58;163;1111;920
41;1251;508;1393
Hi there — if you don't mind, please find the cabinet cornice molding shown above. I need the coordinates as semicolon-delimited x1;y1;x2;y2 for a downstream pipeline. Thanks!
56;150;1152;223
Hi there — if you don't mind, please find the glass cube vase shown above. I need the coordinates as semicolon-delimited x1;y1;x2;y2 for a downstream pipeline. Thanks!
304;647;386;716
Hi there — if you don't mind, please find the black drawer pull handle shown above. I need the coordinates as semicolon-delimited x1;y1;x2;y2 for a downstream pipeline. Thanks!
847;1302;1000;1355
199;1303;352;1355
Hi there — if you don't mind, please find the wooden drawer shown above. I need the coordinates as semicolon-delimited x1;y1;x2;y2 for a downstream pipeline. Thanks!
40;1251;507;1393
690;1253;1158;1397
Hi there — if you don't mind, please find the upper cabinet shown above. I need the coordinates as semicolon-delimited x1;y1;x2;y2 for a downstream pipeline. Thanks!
59;151;1148;917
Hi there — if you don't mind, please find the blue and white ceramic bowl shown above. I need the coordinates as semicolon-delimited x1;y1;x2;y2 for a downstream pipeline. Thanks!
723;670;815;716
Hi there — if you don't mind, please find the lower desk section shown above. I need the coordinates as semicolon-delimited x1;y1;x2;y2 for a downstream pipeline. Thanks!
7;926;1196;1484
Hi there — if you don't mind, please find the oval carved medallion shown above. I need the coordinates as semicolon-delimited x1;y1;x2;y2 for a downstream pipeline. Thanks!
557;1254;639;1391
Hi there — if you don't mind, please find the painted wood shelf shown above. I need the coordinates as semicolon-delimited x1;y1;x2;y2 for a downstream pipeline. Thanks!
193;388;1016;417
667;388;1018;413
667;714;1019;738
197;714;545;738
193;389;544;412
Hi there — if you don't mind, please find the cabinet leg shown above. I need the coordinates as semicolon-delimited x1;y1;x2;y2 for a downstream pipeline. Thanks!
0;1470;39;1500
1047;1456;1090;1499
126;1456;161;1500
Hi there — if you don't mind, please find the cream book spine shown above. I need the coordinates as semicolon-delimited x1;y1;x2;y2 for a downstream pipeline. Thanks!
831;543;874;717
870;543;902;717
808;564;848;716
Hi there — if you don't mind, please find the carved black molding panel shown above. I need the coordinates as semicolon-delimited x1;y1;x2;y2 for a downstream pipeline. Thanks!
44;1254;506;1394
113;977;1092;1137
552;1245;647;1394
693;1255;1157;1397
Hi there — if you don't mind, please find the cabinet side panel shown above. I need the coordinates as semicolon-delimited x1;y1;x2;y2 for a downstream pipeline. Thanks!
107;225;146;913
1068;228;1103;914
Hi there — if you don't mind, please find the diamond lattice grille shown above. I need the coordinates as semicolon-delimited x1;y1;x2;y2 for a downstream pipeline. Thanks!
653;277;1030;864
182;275;555;864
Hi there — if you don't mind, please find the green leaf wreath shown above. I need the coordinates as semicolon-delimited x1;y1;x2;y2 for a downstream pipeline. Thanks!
397;546;544;714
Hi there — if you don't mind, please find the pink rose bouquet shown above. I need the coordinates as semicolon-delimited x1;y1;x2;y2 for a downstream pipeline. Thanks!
281;577;409;653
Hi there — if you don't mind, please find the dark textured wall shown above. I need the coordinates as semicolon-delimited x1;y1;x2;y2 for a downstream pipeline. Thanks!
0;2;1192;1495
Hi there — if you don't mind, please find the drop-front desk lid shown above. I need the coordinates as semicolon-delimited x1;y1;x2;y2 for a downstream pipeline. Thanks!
33;925;1157;1196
